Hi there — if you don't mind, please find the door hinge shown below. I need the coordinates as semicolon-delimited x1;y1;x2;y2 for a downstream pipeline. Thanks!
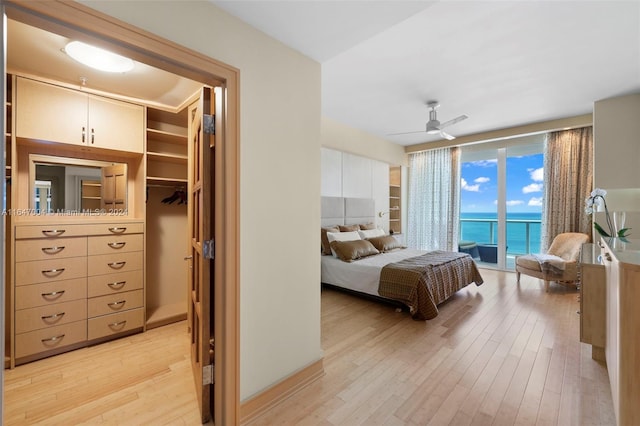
203;239;214;260
203;364;214;386
203;114;215;135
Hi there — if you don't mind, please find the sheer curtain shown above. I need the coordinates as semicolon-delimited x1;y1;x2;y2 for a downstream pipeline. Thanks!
542;126;593;249
407;147;460;251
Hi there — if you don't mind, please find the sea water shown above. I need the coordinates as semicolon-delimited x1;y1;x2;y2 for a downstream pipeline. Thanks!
460;212;542;255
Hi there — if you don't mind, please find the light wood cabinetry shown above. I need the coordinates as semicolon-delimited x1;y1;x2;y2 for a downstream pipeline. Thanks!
146;107;188;185
12;221;144;365
15;77;144;153
601;237;640;426
389;166;402;234
579;243;606;361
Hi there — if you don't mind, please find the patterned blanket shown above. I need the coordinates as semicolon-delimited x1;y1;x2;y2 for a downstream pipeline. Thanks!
378;251;484;320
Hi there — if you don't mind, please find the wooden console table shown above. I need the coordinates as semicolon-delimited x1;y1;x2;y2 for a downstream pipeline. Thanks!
579;243;606;362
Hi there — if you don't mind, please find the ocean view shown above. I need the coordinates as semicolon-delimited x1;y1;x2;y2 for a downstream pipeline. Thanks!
460;212;542;255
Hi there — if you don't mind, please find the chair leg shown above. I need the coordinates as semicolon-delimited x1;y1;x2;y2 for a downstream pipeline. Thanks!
544;280;550;292
516;271;520;283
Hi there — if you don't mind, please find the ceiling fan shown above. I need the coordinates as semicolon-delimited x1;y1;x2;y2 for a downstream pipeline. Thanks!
389;101;468;140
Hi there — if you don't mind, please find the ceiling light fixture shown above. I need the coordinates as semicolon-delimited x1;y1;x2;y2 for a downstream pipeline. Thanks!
64;41;134;73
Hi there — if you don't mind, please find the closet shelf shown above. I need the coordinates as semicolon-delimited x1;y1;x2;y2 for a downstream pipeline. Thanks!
147;151;188;164
146;176;188;185
146;128;187;145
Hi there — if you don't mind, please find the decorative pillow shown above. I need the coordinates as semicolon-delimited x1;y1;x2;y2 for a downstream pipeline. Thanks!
326;231;361;243
330;240;380;262
358;228;385;239
368;235;404;252
321;226;340;255
359;223;376;230
338;224;359;232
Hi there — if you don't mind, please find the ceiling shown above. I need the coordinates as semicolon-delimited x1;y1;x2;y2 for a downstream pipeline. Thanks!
6;19;203;112
213;0;640;146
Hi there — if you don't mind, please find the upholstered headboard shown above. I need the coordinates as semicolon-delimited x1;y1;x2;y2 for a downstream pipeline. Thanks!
321;196;376;227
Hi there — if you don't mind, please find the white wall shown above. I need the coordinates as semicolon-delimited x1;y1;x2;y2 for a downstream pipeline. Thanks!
80;1;322;401
321;147;389;230
322;116;407;167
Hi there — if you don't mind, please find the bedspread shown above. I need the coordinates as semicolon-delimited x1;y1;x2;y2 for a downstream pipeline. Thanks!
378;250;484;320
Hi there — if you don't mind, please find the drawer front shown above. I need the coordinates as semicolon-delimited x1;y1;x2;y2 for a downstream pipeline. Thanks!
15;278;87;310
15;237;87;262
88;234;143;256
16;320;87;359
15;224;89;239
16;299;87;334
15;256;87;286
87;270;143;298
88;308;144;340
88;289;143;318
88;251;143;276
84;222;144;236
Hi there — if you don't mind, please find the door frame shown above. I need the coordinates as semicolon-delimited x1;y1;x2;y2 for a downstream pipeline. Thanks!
3;1;240;424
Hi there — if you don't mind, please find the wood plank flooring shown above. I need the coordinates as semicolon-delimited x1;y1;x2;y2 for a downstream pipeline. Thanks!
3;321;205;425
3;269;614;425
249;269;615;425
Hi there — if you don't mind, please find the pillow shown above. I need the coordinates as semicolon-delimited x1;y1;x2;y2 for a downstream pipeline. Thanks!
329;240;380;262
338;224;359;232
358;228;385;239
326;231;361;257
326;231;361;243
368;235;405;252
359;223;376;230
321;226;340;255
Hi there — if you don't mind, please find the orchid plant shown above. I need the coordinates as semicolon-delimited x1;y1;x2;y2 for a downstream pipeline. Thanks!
585;188;631;238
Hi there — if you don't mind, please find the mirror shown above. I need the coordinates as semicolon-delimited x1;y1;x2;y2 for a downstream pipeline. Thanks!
30;155;128;214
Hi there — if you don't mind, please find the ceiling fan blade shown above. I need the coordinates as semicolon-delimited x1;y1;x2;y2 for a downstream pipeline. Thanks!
386;130;426;136
439;114;468;129
440;130;456;140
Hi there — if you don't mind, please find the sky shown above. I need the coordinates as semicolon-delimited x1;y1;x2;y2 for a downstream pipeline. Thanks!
460;153;544;214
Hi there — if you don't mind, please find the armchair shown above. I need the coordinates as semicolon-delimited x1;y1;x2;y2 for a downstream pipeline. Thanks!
515;232;590;292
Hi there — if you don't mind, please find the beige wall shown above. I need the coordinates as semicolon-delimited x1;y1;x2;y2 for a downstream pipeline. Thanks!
80;1;323;401
322;116;408;166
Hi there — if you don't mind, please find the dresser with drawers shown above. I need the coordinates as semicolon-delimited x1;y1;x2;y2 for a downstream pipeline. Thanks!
12;221;144;365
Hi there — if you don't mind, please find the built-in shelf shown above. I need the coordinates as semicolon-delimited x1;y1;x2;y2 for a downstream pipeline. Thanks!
389;166;402;234
147;151;188;164
146;176;188;185
146;127;187;145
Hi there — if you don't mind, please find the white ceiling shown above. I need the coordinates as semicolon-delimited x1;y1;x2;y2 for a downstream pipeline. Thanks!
213;0;640;146
6;19;203;112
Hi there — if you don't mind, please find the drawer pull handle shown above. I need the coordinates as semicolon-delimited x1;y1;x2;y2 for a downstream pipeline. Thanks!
42;229;65;237
41;334;65;344
108;261;126;269
42;268;65;277
108;300;126;309
41;290;65;299
605;253;612;261
108;242;126;249
108;227;127;234
108;281;126;289
41;312;65;321
108;320;127;329
41;246;65;255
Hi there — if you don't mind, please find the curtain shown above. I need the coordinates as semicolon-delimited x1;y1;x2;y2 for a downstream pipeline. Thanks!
542;126;593;249
407;147;460;251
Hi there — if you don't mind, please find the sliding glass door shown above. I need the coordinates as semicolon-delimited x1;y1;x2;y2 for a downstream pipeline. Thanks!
460;136;544;270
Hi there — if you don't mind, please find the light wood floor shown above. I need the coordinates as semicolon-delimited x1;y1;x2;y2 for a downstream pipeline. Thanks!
3;270;615;425
250;269;615;426
3;321;204;425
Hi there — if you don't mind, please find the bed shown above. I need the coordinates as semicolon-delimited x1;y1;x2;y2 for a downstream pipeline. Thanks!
320;196;484;320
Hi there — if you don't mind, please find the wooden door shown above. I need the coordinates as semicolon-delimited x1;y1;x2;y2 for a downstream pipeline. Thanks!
187;87;213;423
101;164;127;213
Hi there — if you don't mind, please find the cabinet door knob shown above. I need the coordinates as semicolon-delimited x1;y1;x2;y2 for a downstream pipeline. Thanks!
82;126;86;143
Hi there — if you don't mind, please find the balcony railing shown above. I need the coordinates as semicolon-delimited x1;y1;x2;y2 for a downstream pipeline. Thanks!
460;217;542;256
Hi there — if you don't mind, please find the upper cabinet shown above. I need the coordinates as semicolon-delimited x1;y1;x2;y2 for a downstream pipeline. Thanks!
15;77;144;154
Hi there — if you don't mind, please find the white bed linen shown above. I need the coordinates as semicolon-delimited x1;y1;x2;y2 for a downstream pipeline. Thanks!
321;248;426;296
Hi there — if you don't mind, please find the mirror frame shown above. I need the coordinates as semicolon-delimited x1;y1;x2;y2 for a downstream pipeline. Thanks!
29;154;128;214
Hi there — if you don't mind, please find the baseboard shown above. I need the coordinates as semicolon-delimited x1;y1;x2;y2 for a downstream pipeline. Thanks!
240;358;324;424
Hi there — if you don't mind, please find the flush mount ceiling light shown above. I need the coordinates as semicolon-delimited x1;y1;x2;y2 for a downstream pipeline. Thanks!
64;41;134;73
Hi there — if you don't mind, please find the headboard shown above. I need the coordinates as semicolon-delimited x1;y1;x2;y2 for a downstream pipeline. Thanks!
321;196;376;227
